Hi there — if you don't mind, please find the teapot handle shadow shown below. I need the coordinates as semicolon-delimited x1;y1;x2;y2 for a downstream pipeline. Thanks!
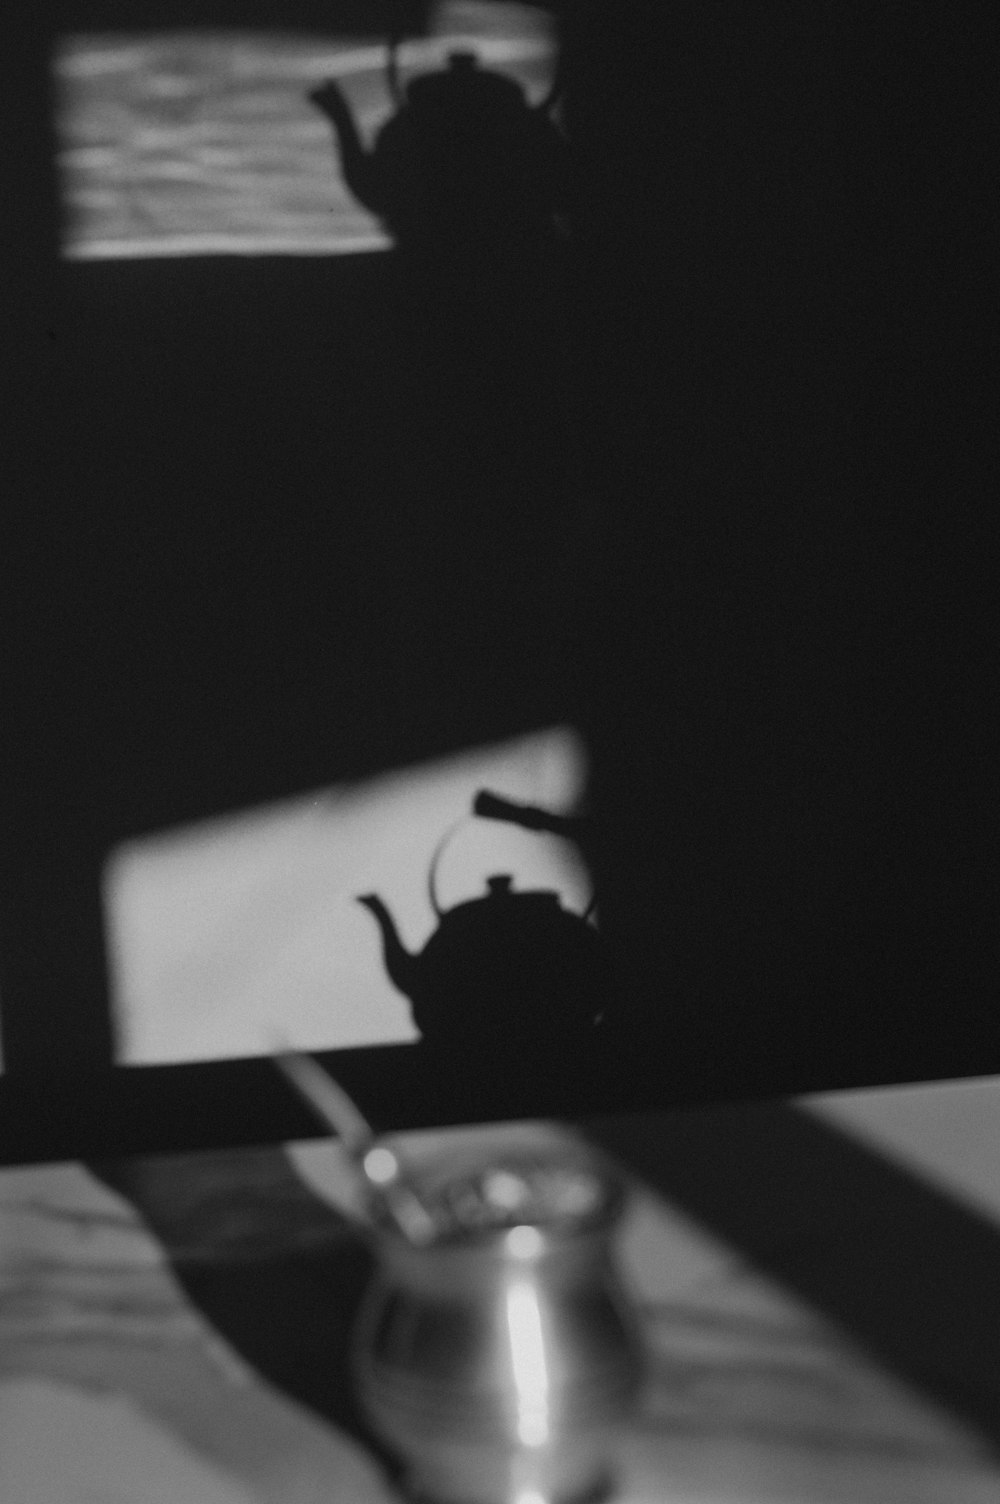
430;789;598;922
426;814;469;920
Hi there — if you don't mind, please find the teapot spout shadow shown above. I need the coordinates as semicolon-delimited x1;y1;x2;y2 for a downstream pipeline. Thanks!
356;893;420;1005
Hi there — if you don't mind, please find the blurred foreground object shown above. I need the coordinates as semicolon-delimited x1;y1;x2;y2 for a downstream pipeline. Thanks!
353;1132;643;1503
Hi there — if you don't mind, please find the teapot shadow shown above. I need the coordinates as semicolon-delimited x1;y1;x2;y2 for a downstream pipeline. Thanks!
355;787;608;1059
309;45;571;268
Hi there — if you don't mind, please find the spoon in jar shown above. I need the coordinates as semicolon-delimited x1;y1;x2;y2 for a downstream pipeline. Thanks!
270;1040;438;1246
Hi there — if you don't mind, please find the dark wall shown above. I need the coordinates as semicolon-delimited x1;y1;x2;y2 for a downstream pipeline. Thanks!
567;0;998;1092
29;251;583;830
1;2;997;1149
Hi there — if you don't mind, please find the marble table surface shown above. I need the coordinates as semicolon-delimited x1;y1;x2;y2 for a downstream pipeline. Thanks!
2;1084;1000;1503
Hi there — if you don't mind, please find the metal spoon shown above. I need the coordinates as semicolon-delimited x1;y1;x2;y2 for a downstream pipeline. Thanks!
270;1042;438;1245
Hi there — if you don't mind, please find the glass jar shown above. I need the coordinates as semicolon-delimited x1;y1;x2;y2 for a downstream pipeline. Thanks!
352;1140;644;1504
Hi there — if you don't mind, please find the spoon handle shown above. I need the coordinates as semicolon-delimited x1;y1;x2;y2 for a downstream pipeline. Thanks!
271;1044;438;1245
272;1045;374;1154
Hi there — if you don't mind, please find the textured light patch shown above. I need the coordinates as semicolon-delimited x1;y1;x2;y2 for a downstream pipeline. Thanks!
52;10;557;261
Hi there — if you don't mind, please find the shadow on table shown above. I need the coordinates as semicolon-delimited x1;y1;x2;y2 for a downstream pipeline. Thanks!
583;1100;1000;1455
87;1147;401;1485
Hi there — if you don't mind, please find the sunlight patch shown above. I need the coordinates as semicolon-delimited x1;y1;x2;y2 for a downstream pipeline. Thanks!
104;726;587;1064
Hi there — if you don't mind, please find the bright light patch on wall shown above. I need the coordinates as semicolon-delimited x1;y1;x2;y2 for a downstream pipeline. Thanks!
53;2;557;260
104;726;587;1065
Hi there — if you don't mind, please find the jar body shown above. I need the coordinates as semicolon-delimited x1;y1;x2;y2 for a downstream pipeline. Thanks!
352;1228;643;1504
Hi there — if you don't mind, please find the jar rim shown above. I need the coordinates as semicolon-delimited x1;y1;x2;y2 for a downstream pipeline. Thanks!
368;1142;625;1247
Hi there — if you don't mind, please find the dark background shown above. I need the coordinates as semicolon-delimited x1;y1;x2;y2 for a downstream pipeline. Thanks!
1;1;997;1160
